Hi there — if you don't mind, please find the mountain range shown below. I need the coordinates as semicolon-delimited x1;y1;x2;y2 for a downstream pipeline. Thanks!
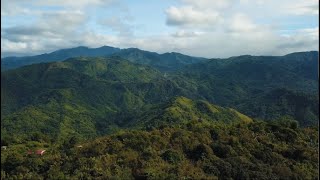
1;46;206;71
1;46;319;179
2;49;318;141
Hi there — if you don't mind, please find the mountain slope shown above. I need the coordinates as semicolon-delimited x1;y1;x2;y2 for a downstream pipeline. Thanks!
1;57;196;143
172;51;318;107
236;88;319;126
1;46;121;70
1;55;255;143
1;50;319;179
1;56;162;115
162;51;319;126
113;48;207;71
1;46;207;71
1;51;319;144
130;96;252;128
1;120;318;179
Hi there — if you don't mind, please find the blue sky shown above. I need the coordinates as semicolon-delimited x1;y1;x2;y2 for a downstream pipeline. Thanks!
1;0;319;58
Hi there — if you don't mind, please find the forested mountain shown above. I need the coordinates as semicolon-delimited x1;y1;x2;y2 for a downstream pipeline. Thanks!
1;49;318;179
112;48;206;71
1;46;121;70
169;51;319;125
236;88;319;126
0;55;252;143
1;56;190;143
1;46;206;71
128;96;252;129
1;120;318;179
176;51;318;102
1;51;318;143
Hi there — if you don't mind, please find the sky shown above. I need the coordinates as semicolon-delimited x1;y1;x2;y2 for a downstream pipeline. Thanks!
1;0;319;58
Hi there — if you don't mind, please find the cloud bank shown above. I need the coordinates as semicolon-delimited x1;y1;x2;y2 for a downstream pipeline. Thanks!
1;0;319;58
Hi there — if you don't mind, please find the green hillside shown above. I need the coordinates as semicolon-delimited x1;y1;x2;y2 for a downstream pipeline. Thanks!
131;96;252;129
1;57;162;116
236;88;319;126
1;120;318;179
1;52;319;145
1;46;207;72
175;51;318;106
1;57;176;143
168;51;319;125
1;46;121;70
113;48;206;71
1;50;319;179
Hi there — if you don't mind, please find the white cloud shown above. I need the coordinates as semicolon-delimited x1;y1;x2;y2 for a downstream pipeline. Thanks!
1;38;27;53
277;27;319;52
99;16;134;36
287;4;318;15
80;25;318;58
3;11;87;41
162;0;318;58
1;0;318;58
284;0;318;15
1;9;89;56
160;28;317;58
239;0;319;16
37;0;106;7
1;0;116;14
1;24;318;58
172;30;203;38
228;13;258;32
40;11;87;32
165;0;234;28
181;0;234;9
166;6;222;27
1;0;32;16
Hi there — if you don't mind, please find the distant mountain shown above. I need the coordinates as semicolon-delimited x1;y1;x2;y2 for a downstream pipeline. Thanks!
130;96;252;129
174;51;319;105
1;46;207;71
1;56;250;142
1;46;121;70
175;51;319;126
1;56;195;142
112;48;206;71
1;43;319;180
236;88;319;126
1;51;319;144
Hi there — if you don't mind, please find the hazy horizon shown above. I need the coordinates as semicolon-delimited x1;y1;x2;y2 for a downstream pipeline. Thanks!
1;44;319;59
1;0;319;58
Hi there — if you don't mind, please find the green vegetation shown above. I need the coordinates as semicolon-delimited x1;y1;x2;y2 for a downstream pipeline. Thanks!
236;88;319;126
1;120;318;179
1;46;206;71
1;50;318;179
1;52;318;141
169;51;319;125
130;96;252;129
1;56;173;143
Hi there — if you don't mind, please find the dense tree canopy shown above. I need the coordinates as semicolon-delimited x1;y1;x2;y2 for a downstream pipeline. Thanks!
1;51;318;179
